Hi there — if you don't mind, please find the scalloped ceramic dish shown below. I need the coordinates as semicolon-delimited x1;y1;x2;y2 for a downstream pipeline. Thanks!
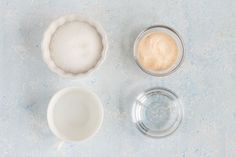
41;14;108;77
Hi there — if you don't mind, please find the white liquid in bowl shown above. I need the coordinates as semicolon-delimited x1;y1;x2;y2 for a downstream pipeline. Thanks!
48;88;103;141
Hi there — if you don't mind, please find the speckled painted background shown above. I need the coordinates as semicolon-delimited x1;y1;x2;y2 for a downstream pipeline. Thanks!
0;0;236;156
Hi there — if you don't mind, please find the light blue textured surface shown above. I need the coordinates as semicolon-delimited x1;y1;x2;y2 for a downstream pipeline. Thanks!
0;0;236;156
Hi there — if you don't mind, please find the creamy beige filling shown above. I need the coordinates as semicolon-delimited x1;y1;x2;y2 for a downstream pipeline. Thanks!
137;32;178;72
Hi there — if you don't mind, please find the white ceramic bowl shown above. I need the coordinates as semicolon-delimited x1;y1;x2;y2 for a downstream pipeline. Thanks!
47;87;104;142
41;14;108;77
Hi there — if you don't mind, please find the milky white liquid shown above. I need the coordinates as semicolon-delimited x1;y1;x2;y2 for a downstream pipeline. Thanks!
50;21;103;74
52;89;102;141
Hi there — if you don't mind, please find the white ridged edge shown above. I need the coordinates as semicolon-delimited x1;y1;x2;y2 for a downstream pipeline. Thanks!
41;14;108;78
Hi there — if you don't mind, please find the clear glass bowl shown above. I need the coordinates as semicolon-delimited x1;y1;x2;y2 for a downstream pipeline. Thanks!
133;25;184;77
132;87;183;138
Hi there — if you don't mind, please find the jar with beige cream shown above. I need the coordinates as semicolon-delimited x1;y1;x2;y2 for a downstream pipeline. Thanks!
134;25;184;76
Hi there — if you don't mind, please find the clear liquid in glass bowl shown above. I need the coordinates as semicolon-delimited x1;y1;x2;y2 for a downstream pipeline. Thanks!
132;87;183;138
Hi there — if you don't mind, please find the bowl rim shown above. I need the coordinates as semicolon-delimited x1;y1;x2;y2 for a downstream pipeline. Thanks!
41;14;108;78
